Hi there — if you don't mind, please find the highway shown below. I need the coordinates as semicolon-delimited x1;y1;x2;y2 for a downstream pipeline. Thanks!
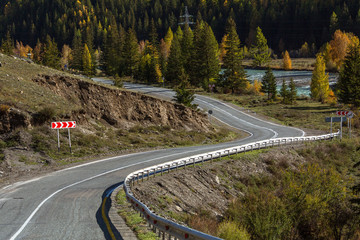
0;83;304;240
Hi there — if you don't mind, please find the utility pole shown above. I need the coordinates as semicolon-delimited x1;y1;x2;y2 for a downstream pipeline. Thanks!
179;6;195;26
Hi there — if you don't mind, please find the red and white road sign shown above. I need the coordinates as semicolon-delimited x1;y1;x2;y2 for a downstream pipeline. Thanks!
51;121;76;129
336;111;349;116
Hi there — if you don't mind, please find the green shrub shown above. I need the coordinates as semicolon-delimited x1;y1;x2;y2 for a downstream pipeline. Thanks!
217;221;250;240
33;106;56;124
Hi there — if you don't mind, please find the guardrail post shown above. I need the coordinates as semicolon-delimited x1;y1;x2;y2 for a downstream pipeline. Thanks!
136;174;139;184
218;152;221;160
176;162;178;171
168;165;170;173
210;154;213;162
184;160;186;169
141;172;144;182
201;156;204;164
161;166;163;176
227;150;230;158
251;145;253;151
193;158;196;169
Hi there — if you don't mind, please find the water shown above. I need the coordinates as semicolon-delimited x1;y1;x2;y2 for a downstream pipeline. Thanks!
245;69;338;96
92;70;339;97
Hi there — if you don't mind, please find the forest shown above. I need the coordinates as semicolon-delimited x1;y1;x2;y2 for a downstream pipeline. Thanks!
1;0;360;53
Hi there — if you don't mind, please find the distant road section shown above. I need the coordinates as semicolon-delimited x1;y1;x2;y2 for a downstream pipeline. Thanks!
0;83;304;240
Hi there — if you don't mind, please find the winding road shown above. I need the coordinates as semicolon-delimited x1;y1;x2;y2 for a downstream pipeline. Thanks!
0;83;304;240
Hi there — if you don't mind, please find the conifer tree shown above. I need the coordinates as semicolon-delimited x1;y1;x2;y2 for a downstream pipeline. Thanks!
181;24;194;76
43;35;60;69
337;43;360;107
280;79;289;104
173;70;196;109
124;28;140;77
311;54;330;102
261;68;277;100
82;44;92;75
288;78;297;104
283;50;292;70
251;26;271;67
196;23;220;90
71;29;83;71
1;31;14;55
165;35;183;86
222;18;248;93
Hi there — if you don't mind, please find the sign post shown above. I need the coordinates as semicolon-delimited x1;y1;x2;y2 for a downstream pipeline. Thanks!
51;121;76;153
208;110;213;123
346;111;354;138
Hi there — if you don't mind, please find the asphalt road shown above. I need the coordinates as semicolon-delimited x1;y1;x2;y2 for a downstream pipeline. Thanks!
0;83;304;240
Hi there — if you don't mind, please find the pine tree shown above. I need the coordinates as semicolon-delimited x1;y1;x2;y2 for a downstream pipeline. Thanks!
329;12;339;35
124;28;140;77
71;29;83;71
288;78;297;104
250;26;271;67
222;18;248;94
283;50;292;70
82;44;92;75
197;23;220;90
311;54;330;102
1;31;14;55
173;70;196;109
280;79;289;104
165;35;183;86
261;68;277;100
43;35;60;69
181;24;194;77
337;43;360;107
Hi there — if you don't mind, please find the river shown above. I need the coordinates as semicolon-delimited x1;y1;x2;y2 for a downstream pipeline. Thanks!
93;69;338;97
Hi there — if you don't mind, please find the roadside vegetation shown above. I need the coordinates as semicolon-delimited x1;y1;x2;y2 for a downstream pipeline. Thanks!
130;139;360;240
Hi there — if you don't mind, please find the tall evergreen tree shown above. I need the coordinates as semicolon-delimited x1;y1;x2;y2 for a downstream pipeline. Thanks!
280;79;289;104
43;35;60;69
261;68;277;100
181;24;194;77
124;28;140;77
173;70;196;109
337;43;360;107
222;18;248;94
104;21;121;76
1;31;14;55
288;78;297;104
165;35;183;86
311;54;330;102
195;23;220;90
251;26;271;67
71;29;83;71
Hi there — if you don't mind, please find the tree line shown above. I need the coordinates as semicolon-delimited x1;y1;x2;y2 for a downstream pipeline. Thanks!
1;0;360;55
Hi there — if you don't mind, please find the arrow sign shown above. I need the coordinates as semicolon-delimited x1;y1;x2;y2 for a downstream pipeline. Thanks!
51;121;76;129
336;111;349;116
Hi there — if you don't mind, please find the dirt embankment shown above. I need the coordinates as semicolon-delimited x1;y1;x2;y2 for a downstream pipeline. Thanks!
0;74;210;134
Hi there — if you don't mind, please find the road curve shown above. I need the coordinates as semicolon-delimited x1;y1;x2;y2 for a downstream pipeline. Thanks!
0;83;304;240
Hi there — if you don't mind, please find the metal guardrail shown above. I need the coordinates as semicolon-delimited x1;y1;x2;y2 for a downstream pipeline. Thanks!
123;132;340;240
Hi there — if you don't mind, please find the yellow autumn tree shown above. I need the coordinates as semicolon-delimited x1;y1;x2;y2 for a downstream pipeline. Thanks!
329;30;360;68
283;50;292;70
82;43;93;75
61;45;72;69
310;54;330;103
219;34;228;64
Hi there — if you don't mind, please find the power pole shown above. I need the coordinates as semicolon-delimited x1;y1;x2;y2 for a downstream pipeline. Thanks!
179;6;195;26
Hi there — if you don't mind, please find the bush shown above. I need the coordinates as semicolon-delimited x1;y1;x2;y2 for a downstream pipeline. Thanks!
217;221;250;240
33;106;56;124
0;104;10;114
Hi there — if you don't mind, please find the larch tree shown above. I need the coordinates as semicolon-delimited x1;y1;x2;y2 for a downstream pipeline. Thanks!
82;43;93;75
311;54;330;103
329;30;351;68
337;43;360;107
250;26;271;67
283;50;292;70
261;68;277;100
61;44;72;70
222;18;248;93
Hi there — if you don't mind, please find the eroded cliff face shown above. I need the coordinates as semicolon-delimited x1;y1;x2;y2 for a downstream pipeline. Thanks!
32;74;211;132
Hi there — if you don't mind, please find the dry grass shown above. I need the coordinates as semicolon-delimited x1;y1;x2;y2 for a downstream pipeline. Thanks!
242;58;316;71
